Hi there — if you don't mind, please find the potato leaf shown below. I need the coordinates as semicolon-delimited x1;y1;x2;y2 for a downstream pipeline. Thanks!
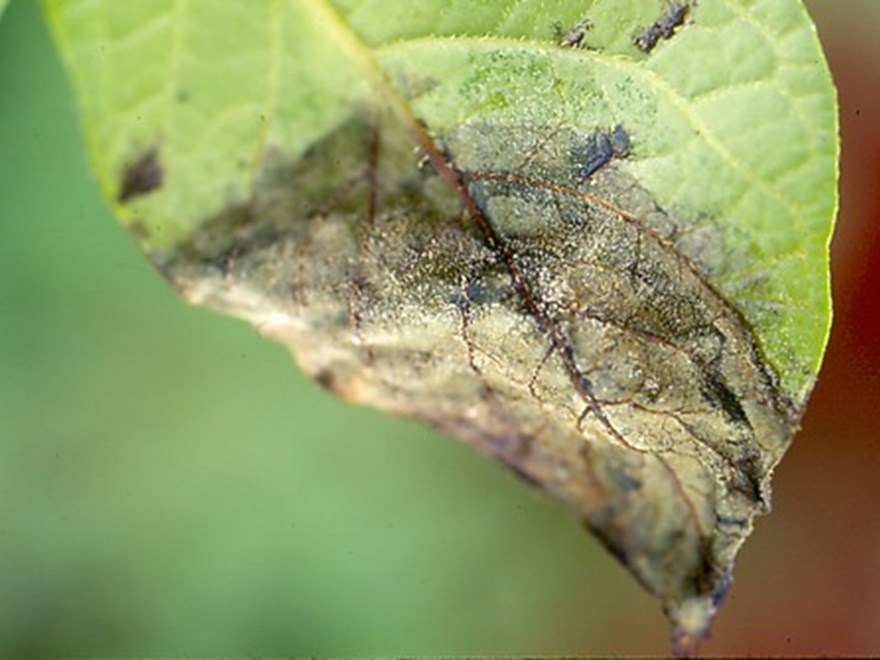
45;0;838;650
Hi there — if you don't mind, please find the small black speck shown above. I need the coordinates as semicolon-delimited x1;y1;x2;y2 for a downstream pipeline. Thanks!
118;148;163;203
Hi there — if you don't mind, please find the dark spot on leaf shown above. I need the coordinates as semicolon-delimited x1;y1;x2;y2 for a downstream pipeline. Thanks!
579;125;631;180
118;148;162;203
556;17;592;48
701;371;750;428
314;369;339;394
633;1;694;54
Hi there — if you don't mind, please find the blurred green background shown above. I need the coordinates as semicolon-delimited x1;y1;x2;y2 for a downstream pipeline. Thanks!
1;0;878;655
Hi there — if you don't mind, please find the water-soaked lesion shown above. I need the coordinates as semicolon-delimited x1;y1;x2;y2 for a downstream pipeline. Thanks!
159;106;797;650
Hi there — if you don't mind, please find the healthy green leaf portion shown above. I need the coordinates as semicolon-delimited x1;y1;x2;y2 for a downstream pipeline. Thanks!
45;1;368;248
45;0;837;651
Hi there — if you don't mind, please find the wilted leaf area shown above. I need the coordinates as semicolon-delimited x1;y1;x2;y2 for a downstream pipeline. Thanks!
161;105;798;649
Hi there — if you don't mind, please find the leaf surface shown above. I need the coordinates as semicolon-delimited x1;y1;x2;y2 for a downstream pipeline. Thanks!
45;0;838;648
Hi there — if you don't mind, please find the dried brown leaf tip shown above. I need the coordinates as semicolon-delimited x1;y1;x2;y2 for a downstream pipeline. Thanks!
164;107;796;649
634;1;695;53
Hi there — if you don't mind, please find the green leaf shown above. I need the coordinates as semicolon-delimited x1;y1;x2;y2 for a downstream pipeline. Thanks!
0;0;9;21
45;0;838;650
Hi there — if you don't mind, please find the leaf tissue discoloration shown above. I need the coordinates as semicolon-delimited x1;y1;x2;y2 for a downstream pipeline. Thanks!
161;108;797;647
118;148;162;203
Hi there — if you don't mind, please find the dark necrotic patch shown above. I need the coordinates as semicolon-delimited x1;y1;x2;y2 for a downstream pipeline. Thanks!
579;125;631;181
701;371;750;429
118;148;163;202
163;114;798;644
633;1;693;53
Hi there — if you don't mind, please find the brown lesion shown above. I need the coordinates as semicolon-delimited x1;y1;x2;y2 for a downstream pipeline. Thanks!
433;130;793;612
163;110;798;646
466;163;792;413
452;191;713;586
433;161;642;466
415;141;714;524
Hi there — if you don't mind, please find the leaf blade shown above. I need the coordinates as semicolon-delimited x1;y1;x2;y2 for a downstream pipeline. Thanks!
45;0;838;648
